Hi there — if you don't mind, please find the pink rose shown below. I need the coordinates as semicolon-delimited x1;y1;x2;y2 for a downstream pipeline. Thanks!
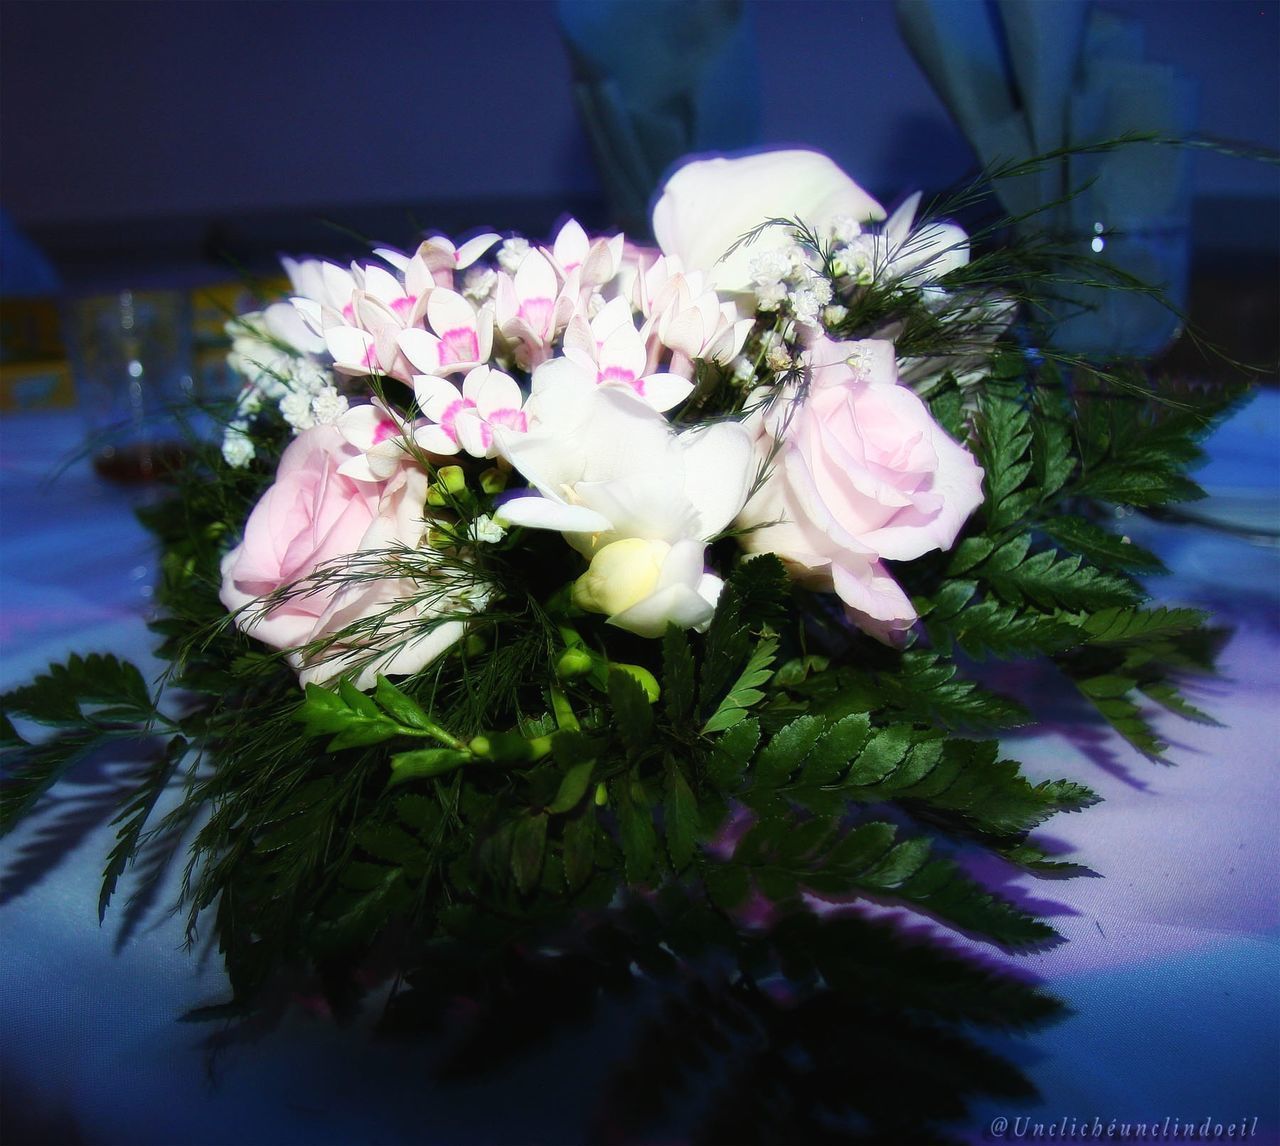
735;337;984;643
295;465;487;690
221;427;485;689
220;425;385;651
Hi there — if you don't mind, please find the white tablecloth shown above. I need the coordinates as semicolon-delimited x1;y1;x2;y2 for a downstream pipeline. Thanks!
2;394;1277;1144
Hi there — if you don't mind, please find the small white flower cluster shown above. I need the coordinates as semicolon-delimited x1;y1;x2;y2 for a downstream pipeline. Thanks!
747;243;833;329
221;313;348;468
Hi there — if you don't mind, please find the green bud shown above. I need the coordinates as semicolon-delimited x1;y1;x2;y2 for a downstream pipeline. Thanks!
612;663;660;703
426;486;448;508
555;648;594;679
469;731;542;763
593;782;608;807
388;747;471;786
438;465;467;494
479;467;508;495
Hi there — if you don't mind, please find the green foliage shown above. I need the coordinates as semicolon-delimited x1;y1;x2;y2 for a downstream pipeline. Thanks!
99;734;188;922
1;654;169;835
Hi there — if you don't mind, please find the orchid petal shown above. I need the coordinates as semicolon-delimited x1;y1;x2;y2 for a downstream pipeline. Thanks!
677;421;755;537
412;374;463;421
631;371;693;412
497;496;613;534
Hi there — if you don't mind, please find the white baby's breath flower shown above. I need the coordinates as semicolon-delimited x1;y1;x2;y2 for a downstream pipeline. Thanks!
822;303;849;328
806;275;833;305
235;387;264;417
790;288;823;328
221;423;255;468
496;237;530;274
754;281;787;311
310;385;349;426
827;214;863;244
765;343;793;372
293;360;331;395
279;390;316;431
832;239;878;285
780;243;813;282
463;265;497;303
731;355;756;385
749;249;790;286
469;514;506;544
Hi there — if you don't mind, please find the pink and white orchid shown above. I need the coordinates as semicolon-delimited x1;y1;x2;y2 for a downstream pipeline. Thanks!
547;217;625;289
634;256;753;374
398;289;494;376
334;397;422;482
381;233;500;290
558;296;694;412
412;365;529;459
494;247;581;366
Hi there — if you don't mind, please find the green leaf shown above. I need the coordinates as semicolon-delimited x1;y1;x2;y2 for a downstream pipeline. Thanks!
394;793;441;834
661;626;696;727
1140;680;1220;726
701;636;778;734
825;822;897;871
861;837;932;886
338;677;381;720
848;725;913;784
354;823;429;867
1080;467;1203;508
562;804;597;891
664;759;700;871
979;545;1140;612
753;715;825;791
373;675;433;730
1074;675;1167;758
298;679;453;754
1;653;155;729
0;713;21;747
706;718;760;789
946;537;994;576
798;713;872;786
609;668;654;753
99;734;186;922
1030;401;1074;498
927;598;1083;659
1079;606;1207;645
511;813;548;895
1;728;108;835
1040;516;1166;575
614;777;657;884
704;863;750;910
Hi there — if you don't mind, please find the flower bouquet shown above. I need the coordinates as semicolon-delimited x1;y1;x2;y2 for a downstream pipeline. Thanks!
1;149;1242;1141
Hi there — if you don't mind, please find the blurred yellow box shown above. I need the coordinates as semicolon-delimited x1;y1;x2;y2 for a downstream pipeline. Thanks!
0;358;75;411
191;277;292;349
0;297;64;364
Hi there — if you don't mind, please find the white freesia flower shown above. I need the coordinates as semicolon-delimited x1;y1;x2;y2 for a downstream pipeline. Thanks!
493;379;754;637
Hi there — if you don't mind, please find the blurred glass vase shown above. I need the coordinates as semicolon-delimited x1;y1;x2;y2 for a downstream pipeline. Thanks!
66;289;193;482
1047;221;1190;361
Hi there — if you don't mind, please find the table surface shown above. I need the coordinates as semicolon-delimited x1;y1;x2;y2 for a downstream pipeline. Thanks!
2;393;1278;1145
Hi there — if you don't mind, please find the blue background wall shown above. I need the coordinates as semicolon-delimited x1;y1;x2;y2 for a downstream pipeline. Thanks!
1;0;1276;231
